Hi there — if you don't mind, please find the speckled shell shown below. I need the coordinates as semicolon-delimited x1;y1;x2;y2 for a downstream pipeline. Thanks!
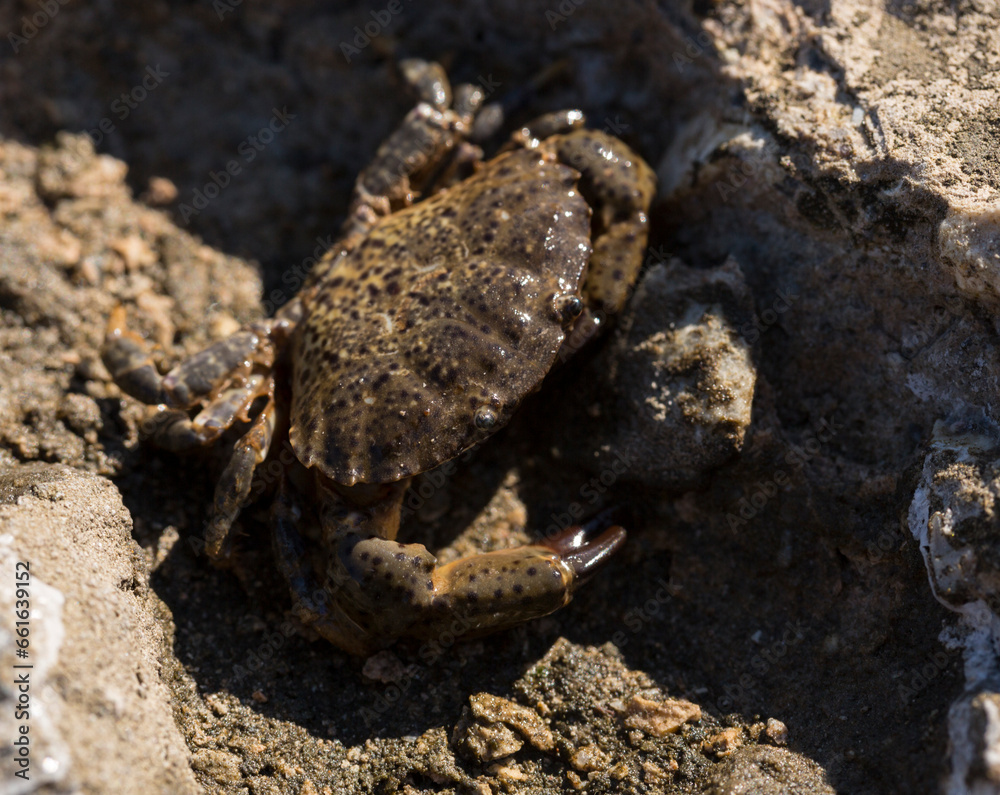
290;147;593;485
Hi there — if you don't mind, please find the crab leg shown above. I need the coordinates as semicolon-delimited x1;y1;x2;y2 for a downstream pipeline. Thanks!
102;305;294;449
204;385;279;558
337;59;486;247
554;131;657;314
104;306;258;407
270;473;380;655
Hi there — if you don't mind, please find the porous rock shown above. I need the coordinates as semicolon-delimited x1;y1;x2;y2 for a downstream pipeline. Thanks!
562;259;757;490
0;463;198;794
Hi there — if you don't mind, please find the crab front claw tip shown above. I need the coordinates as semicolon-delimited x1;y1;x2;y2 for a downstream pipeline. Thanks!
542;515;627;583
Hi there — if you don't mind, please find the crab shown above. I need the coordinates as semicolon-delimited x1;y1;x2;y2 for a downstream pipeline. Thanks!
102;60;656;655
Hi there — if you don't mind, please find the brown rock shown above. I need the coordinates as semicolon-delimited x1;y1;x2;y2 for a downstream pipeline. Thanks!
452;711;524;763
703;728;744;757
623;694;702;737
469;692;555;751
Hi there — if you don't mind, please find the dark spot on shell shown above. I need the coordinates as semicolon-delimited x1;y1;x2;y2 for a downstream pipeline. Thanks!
527;567;537;576
513;583;524;594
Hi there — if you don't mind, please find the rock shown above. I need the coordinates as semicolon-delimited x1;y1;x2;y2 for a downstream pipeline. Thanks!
569;744;609;772
454;693;557;763
36;131;130;201
468;693;555;752
909;406;1000;613
947;686;1000;794
0;463;198;794
452;710;524;763
622;694;703;737
190;748;245;786
562;259;757;490
908;408;1000;792
700;746;835;795
763;718;788;746
702;727;744;757
361;650;407;683
514;639;781;789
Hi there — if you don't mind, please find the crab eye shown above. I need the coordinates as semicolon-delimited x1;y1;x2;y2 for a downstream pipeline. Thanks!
554;293;584;324
474;407;498;430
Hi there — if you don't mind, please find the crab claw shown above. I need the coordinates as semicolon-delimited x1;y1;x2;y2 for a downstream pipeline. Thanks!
540;512;627;586
316;502;628;650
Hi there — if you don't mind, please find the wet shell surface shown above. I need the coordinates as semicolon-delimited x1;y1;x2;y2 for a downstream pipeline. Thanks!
289;146;593;485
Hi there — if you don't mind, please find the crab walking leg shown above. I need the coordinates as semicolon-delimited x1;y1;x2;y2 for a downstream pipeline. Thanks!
204;386;278;558
270;473;379;655
555;130;657;314
503;108;587;150
138;374;269;451
326;504;626;645
104;306;261;407
334;60;485;247
103;305;296;449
